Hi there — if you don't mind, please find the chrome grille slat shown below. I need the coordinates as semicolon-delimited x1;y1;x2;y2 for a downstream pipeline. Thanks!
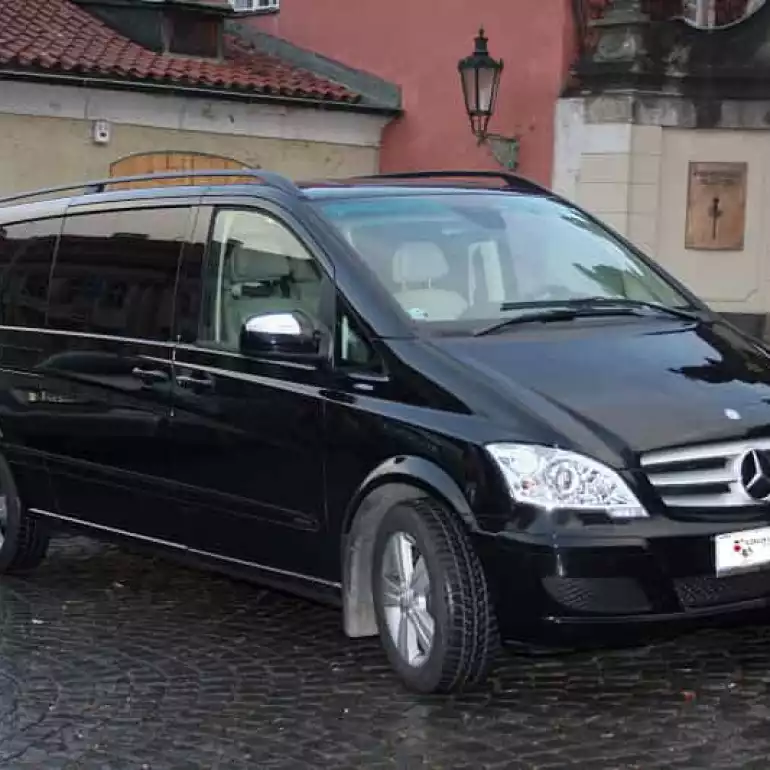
641;438;770;511
648;468;733;487
642;438;770;467
660;493;740;508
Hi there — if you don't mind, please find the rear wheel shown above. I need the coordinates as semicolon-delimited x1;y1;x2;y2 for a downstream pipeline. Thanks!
372;497;499;694
0;458;49;574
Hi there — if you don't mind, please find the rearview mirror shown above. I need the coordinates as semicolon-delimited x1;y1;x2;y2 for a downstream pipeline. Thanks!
239;310;326;361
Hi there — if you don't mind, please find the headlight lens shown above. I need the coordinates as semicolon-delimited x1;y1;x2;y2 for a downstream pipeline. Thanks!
486;443;648;519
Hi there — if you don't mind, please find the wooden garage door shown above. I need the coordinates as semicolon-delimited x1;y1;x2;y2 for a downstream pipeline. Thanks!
109;151;255;189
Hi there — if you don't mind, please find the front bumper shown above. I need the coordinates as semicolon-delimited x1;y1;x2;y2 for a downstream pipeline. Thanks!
477;516;770;647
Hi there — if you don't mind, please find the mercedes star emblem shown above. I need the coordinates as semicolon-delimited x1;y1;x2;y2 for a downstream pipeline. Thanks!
738;450;770;501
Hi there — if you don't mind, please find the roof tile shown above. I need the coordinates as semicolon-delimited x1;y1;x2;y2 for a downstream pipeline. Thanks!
0;0;361;104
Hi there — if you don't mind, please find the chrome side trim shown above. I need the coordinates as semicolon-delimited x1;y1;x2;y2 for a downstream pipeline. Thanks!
184;545;339;587
0;325;316;372
144;356;321;395
29;508;341;590
30;508;186;549
176;344;317;371
0;367;42;378
0;325;175;348
641;438;770;509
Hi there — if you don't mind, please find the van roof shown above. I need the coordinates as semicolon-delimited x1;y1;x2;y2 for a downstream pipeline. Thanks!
0;170;551;217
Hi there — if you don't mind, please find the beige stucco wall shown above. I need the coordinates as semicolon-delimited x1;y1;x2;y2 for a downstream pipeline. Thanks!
552;107;663;252
0;112;379;196
553;99;770;317
572;125;662;258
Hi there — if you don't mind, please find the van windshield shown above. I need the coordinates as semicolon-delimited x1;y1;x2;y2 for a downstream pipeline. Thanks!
317;192;693;328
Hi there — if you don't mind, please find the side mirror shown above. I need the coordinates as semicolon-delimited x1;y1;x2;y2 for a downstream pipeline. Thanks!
239;310;326;361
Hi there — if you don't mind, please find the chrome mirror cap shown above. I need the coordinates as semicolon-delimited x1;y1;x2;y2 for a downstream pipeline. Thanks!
244;312;303;337
239;309;325;360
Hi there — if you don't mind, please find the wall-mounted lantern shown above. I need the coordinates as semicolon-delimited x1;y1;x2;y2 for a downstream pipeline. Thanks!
458;28;520;170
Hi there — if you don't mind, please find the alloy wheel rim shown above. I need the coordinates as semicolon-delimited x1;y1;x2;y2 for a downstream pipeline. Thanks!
381;531;435;667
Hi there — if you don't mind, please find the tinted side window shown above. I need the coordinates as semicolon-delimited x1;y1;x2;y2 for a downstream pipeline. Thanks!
0;218;61;327
198;208;326;351
49;207;193;340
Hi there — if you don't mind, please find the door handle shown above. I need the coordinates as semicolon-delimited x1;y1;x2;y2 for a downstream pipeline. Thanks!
175;373;214;391
132;366;170;384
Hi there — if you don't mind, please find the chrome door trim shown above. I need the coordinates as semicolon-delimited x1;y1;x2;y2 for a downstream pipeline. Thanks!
0;325;176;348
0;326;317;371
29;508;341;590
146;356;321;394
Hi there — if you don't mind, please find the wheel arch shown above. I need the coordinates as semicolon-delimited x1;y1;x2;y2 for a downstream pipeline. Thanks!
340;455;479;639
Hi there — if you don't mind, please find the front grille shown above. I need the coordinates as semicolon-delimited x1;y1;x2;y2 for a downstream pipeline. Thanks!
543;576;651;614
641;438;770;512
675;571;770;609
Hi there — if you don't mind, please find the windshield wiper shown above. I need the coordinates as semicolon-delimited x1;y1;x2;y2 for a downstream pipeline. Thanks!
474;298;701;337
535;297;700;321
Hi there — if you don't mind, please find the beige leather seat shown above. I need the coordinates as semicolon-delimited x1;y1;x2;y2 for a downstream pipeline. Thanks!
392;242;467;321
290;255;323;315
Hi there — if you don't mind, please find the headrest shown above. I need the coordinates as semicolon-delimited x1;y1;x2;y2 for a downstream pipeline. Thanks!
229;244;291;283
392;241;449;285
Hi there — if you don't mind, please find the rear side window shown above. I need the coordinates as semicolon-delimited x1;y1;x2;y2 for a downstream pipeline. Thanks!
49;206;194;341
0;217;62;328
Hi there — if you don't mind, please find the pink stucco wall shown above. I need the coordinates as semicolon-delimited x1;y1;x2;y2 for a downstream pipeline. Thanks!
254;1;576;185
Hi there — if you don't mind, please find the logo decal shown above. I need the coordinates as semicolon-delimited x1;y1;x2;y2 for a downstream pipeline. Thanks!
738;450;770;501
734;540;754;559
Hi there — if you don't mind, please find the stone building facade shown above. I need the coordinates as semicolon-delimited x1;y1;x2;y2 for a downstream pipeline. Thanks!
0;0;399;196
555;0;770;337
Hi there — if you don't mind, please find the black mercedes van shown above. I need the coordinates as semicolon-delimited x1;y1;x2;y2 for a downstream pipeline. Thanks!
1;168;769;694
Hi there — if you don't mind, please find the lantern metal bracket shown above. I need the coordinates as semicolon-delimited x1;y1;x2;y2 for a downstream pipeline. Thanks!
483;133;521;171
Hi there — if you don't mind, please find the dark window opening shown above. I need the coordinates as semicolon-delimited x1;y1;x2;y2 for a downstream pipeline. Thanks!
165;10;221;58
49;207;194;341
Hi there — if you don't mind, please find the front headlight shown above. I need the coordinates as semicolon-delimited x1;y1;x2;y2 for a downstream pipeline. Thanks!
486;443;648;520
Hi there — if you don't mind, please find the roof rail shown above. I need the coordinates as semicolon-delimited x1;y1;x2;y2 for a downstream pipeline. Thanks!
0;169;302;208
349;170;550;195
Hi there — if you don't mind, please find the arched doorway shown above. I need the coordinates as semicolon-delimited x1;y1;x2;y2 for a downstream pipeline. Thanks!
109;151;255;189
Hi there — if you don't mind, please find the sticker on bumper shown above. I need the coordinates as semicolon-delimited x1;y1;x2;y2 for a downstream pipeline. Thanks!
715;526;770;576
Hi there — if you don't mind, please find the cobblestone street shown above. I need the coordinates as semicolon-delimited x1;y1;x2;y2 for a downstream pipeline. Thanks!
0;538;769;769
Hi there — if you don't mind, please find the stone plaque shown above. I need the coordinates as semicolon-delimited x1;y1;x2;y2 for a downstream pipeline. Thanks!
685;161;747;251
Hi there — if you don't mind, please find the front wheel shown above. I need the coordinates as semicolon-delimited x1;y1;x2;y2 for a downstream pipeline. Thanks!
371;498;500;694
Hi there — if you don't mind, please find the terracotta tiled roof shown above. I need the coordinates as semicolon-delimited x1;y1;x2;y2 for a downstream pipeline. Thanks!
0;0;361;104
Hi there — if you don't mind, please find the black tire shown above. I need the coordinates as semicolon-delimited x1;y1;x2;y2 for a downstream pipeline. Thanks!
0;457;50;574
371;497;500;694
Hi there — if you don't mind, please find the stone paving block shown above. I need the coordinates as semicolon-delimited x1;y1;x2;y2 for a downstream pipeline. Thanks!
0;538;766;767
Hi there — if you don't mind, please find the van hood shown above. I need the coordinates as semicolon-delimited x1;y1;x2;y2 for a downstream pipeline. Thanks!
431;317;770;457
